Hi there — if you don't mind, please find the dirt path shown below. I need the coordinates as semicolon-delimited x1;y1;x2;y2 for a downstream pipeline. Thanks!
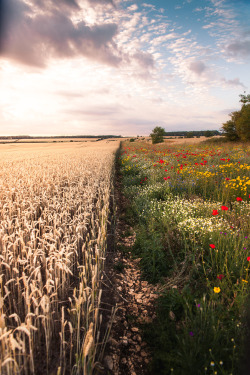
99;167;160;375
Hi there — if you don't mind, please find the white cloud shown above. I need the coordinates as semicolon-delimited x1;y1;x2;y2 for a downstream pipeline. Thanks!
0;0;249;136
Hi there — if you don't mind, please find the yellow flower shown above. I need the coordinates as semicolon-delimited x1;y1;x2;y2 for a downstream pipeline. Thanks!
242;279;248;283
214;287;221;293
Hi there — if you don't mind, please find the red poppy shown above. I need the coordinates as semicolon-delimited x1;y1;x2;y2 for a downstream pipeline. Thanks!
217;274;225;280
247;257;250;262
212;210;219;215
209;244;216;249
236;197;243;202
221;206;228;210
225;178;230;181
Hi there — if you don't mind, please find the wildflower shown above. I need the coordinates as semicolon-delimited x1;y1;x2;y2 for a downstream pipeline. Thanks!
221;206;228;210
214;287;221;293
236;197;243;202
210;361;215;366
212;210;219;215
217;274;224;280
242;279;248;283
209;244;216;249
225;177;230;180
247;257;250;262
189;331;194;336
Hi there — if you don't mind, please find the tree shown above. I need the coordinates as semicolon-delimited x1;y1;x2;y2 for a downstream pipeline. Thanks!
222;119;239;141
239;93;250;105
150;126;165;144
222;93;250;141
222;110;241;141
186;131;194;138
236;104;250;141
204;130;213;137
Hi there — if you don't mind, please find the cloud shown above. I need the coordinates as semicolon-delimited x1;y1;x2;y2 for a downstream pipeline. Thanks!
64;105;122;117
189;60;207;75
225;40;250;57
221;77;246;88
0;0;120;67
87;0;115;7
33;0;81;11
132;50;155;69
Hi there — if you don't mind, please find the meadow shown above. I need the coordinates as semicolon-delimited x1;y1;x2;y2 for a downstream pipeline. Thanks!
0;140;119;375
119;139;250;374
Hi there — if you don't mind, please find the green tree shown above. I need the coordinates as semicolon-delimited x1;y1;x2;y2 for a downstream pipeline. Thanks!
222;111;240;141
150;126;165;144
239;93;250;105
222;119;239;141
186;131;194;138
204;130;213;137
222;93;250;141
236;104;250;141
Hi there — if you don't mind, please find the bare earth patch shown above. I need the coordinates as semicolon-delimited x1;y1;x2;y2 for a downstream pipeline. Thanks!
100;176;160;375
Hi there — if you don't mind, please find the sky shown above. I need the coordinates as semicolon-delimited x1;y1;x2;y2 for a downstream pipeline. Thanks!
0;0;250;136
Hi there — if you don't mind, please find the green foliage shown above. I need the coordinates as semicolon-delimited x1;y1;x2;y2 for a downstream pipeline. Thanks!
236;104;250;141
133;229;170;283
204;130;214;137
144;289;244;375
119;140;250;374
222;93;250;141
239;93;250;105
186;131;194;138
221;118;239;141
150;126;165;144
164;130;221;137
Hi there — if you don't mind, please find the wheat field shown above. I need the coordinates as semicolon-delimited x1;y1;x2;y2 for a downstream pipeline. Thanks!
0;140;120;374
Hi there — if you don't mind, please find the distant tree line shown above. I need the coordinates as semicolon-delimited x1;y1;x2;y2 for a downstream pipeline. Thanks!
150;127;221;144
164;130;221;138
221;93;250;141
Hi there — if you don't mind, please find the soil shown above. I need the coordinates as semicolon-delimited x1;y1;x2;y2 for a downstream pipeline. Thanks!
98;162;160;375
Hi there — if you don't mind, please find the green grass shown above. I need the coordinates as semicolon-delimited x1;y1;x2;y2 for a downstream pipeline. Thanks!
118;140;250;374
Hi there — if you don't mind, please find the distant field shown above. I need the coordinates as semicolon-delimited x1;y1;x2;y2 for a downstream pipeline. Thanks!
0;137;101;143
0;140;120;374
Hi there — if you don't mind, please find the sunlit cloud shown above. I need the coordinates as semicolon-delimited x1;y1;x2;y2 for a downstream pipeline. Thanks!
0;0;249;136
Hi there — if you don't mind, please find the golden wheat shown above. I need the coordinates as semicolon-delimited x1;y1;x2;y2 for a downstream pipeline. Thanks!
0;140;119;374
